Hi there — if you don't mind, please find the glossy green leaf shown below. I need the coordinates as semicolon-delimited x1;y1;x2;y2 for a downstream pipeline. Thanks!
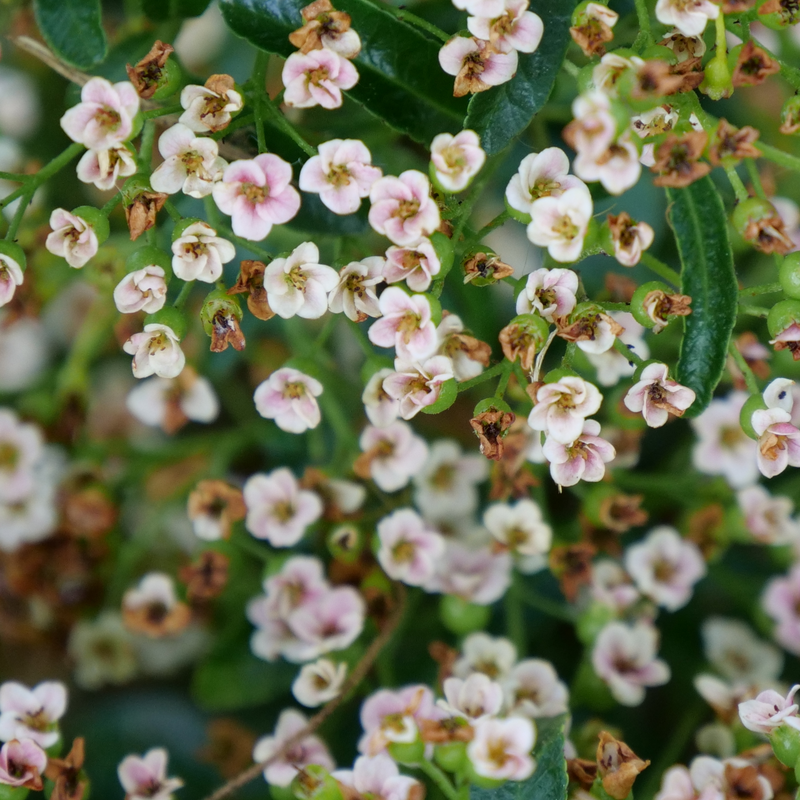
667;176;737;416
291;192;371;235
33;0;107;70
463;0;576;156
142;0;213;20
470;715;568;800
192;647;296;711
219;0;468;143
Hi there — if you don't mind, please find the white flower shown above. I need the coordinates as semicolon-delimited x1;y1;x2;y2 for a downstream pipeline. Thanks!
179;80;243;133
702;617;783;684
737;485;800;545
45;208;99;269
376;508;445;587
118;748;183;800
126;371;219;431
483;499;552;563
76;143;137;191
585;312;649;387
623;362;696;428
506;148;587;219
113;266;168;315
528;377;603;445
264;242;339;320
328;257;384;321
292;659;348;707
453;633;517;681
440;673;504;721
426;541;511;604
526;186;593;262
0;250;23;309
467;717;536;781
358;421;428;492
123;324;186;379
362;369;400;428
67;611;137;690
150;123;227;198
515;268;578;321
382;356;455;420
430;130;486;192
0;680;67;748
655;0;719;37
0;409;43;503
574;132;642;196
503;659;569;719
467;0;544;55
254;368;323;434
60;77;140;150
171;221;235;283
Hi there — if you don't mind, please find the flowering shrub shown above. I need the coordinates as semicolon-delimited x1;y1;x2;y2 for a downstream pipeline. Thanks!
4;0;800;798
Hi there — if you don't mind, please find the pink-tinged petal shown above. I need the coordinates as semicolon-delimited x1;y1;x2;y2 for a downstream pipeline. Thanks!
507;12;544;53
320;183;362;215
150;158;187;194
257;153;294;196
309;80;343;109
259;186;302;225
335;58;359;90
157;123;196;158
222;159;267;187
299;156;329;193
439;37;478;76
232;196;274;240
481;50;518;86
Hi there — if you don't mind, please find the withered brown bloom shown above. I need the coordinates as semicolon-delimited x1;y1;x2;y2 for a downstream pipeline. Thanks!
631;59;685;100
187;480;246;541
687;504;725;560
549;543;596;602
723;763;771;800
488;419;540;501
450;39;507;98
708;119;761;166
122;581;192;638
759;0;800;26
288;0;359;56
210;310;246;352
641;288;692;334
596;731;650;800
180;551;230;603
463;251;514;284
569;8;616;57
499;322;538;372
598;493;648;534
651;131;711;188
418;716;474;744
61;482;118;540
567;758;598;790
732;41;780;87
470;406;516;461
229;260;275;321
45;738;87;800
669;56;705;93
604;272;638;303
440;329;492;372
125;191;167;241
198;719;258;779
126;40;175;99
741;208;795;256
557;312;624;347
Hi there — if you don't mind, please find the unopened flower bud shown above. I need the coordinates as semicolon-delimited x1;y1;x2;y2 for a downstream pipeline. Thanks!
769;724;800;768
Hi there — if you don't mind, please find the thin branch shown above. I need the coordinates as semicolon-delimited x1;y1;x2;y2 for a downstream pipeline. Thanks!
10;36;91;85
201;587;409;800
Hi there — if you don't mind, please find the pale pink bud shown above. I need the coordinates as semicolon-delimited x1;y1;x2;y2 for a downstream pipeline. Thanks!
113;266;168;314
430;130;486;193
45;208;99;269
282;49;359;110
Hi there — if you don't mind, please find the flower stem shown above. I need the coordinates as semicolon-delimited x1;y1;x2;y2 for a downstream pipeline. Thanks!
494;359;513;399
173;280;194;310
466;210;510;247
505;573;526;654
633;0;653;50
4;192;31;241
739;282;782;297
640;252;681;287
142;103;183;120
515;583;576;623
724;165;749;203
0;141;83;211
613;336;645;367
138;120;156;173
738;303;769;318
418;758;460;800
261;95;316;158
456;361;506;394
759;143;800;173
164;198;183;222
251;50;270;154
100;193;123;217
728;340;760;394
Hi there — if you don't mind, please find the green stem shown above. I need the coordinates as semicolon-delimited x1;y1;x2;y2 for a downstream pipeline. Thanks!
640;252;681;287
494;360;513;399
173;281;194;310
760;143;800;173
562;59;580;78
0;171;26;182
210;112;256;141
261;97;316;158
100;193;123;216
728;341;760;394
516;584;576;623
739;281;782;297
467;210;510;246
562;341;577;370
138;120;156;174
4;192;31;240
724;165;749;202
633;0;653;50
457;361;506;394
142;103;183;120
505;574;526;655
348;320;375;358
596;301;631;312
738;304;769;318
374;2;450;42
418;759;460;800
745;158;767;200
614;336;645;366
0;142;84;210
252;51;270;154
164;199;183;222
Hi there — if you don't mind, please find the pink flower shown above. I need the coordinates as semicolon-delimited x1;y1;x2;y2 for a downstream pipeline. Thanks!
430;130;486;193
382;356;455;419
624;362;696;427
263;242;339;319
624;526;706;611
334;754;422;800
438;37;518;94
568;91;617;161
0;739;47;789
506;148;587;219
574;132;642;196
76;143;137;191
752;408;800;479
282;49;359;109
0;410;43;503
254;367;323;434
591;560;640;612
427;541;511;605
253;709;334;787
358;421;428;492
376;507;445;586
171;221;235;283
453;633;517;680
592;620;671;706
243;467;323;546
150;123;227;198
0;250;23;308
515;267;578;321
526;186;593;263
655;765;695;800
467;717;536;781
690;757;773;800
543;419;616;487
362;369;401;428
691;393;759;488
384;239;441;293
60;77;140;150
436;313;487;381
299;139;382;214
368;171;441;246
212;154;301;241
467;0;544;54
738;685;800;734
257;556;329;620
113;266;168;314
359;685;444;755
0;681;67;748
118;748;183;800
655;0;719;37
440;673;504;721
763;565;800;655
483;499;552;561
611;216;654;266
528;377;603;445
328;257;385;321
293;659;347;707
123;324;185;379
368;288;438;360
502;659;570;718
179;82;243;133
126;372;219;431
452;0;505;17
45;208;99;269
737;485;799;545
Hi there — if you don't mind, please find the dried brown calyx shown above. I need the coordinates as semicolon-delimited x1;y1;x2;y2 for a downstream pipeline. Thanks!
549;542;596;602
708;119;761;165
125;191;167;241
732;41;780;87
651;131;711;188
470;406;516;461
180;551;230;603
126;40;175;99
596;731;650;800
229;260;275;320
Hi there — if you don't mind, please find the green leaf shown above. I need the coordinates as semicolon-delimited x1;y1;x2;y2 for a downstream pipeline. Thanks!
33;0;107;70
463;0;576;156
666;176;737;417
192;647;296;711
470;715;568;800
291;192;371;236
142;0;213;21
219;0;468;144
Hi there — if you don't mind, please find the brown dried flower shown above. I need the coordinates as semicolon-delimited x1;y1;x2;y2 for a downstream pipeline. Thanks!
557;312;624;346
669;56;705;93
549;543;596;602
723;763;771;800
198;719;258;779
125;191;167;241
463;251;514;284
126;40;175;99
469;406;516;461
567;758;598;790
569;5;616;57
641;288;692;334
451;39;506;98
732;41;780;87
187;480;246;541
597;732;650;800
742;210;795;256
652;131;711;188
631;59;685;100
499;323;538;372
599;493;648;534
729;332;771;390
708;119;761;166
229;260;275;321
181;551;230;603
45;738;87;800
289;0;359;57
210;310;246;352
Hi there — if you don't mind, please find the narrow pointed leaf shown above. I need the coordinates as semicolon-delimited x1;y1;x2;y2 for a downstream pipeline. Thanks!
463;0;576;155
666;176;737;416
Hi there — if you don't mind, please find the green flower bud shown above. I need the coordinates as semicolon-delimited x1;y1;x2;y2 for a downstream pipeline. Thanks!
767;298;800;338
439;594;491;635
740;394;767;440
387;738;425;766
770;724;800;767
779;252;800;300
144;305;188;340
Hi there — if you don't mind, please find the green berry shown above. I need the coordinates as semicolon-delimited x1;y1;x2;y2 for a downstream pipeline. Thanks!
126;245;172;274
779;253;800;300
439;594;491;635
770;725;800;767
145;305;188;339
152;58;183;101
758;0;800;30
631;281;671;329
474;397;513;416
434;742;467;773
422;378;458;415
767;298;800;338
739;394;767;440
732;197;777;238
430;231;454;279
72;205;110;244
